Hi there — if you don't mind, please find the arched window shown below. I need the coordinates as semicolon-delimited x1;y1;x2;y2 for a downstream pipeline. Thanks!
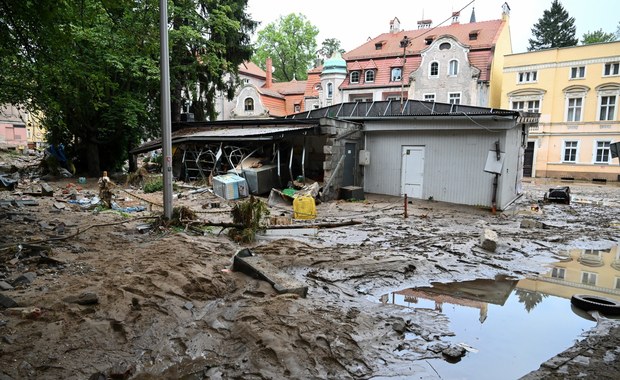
244;97;254;111
430;62;439;77
365;70;375;83
449;60;459;76
350;71;360;83
327;82;333;98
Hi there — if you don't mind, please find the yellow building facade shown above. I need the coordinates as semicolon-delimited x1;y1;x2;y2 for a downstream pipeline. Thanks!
502;42;620;181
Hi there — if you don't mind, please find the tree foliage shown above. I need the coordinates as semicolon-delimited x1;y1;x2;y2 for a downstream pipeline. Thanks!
581;29;616;45
0;0;255;176
253;13;319;82
319;38;345;60
528;0;578;51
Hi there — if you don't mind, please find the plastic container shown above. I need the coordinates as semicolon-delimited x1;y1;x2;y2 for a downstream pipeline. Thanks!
293;196;316;220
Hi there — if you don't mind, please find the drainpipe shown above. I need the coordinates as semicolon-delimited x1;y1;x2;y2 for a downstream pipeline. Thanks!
491;173;498;214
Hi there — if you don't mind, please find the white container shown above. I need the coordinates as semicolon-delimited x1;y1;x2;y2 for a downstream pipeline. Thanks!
213;174;249;200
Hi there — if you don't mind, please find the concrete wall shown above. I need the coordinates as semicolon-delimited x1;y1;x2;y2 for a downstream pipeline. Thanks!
319;118;363;200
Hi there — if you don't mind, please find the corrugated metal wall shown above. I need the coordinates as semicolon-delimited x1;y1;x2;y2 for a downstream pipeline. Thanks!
364;119;520;209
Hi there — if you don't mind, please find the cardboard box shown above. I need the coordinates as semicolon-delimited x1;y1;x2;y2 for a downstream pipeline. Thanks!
213;174;249;200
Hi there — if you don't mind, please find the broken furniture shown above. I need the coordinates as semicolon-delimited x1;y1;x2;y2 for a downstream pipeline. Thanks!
544;186;571;204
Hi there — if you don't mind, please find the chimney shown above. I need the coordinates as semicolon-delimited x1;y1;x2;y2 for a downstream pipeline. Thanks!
417;19;432;29
265;57;272;88
451;11;460;24
390;17;401;33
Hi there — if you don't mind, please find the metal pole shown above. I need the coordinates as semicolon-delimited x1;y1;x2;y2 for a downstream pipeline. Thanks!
159;0;173;219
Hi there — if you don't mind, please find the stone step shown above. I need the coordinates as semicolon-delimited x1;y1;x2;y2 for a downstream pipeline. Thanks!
233;249;308;297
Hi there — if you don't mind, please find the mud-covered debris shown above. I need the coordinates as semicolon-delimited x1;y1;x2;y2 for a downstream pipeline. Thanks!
442;344;467;362
12;272;36;286
0;281;13;290
392;320;407;334
63;292;99;305
0;294;18;308
520;219;545;229
480;229;498;252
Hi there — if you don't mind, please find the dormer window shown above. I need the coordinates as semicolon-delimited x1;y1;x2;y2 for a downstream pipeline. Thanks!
469;30;479;40
350;71;360;84
375;42;383;50
365;70;375;83
425;37;434;45
391;67;402;82
244;97;254;112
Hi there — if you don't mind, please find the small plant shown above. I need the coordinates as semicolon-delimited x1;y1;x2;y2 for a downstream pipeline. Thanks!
228;196;270;243
143;176;164;193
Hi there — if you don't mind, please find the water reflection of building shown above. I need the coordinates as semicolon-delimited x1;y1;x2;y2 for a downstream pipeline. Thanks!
517;245;620;302
386;277;517;323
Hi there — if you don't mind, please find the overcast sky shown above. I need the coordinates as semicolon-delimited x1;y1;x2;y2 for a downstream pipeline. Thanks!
246;0;619;54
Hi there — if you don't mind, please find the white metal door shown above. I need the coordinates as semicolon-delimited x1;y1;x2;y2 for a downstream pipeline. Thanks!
401;146;424;198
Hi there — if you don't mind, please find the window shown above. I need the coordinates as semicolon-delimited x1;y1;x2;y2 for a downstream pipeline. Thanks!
449;60;458;76
424;93;436;102
570;66;585;79
551;267;566;279
350;95;373;103
604;62;620;76
599;95;616;121
513;100;540;113
616;277;620;290
350;71;360;84
566;97;583;122
518;71;537;83
294;104;301;113
448;93;461;105
242;78;250;84
581;271;597;286
391;67;402;81
430;62;439;77
244;97;254;111
365;70;375;83
439;42;451;50
327;82;333;98
594;141;611;164
563;141;578;162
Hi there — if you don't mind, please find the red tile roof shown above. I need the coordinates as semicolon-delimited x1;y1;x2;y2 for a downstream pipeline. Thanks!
345;19;505;60
340;19;505;89
268;80;307;95
239;61;266;80
304;70;322;98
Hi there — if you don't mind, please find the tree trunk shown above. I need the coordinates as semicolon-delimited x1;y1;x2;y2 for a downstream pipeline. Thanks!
86;137;100;177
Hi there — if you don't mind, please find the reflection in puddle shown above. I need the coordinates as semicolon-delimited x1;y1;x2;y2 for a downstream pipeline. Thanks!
384;275;598;379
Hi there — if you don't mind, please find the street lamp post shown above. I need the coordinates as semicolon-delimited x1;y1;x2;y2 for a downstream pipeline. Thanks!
159;0;173;219
399;35;411;111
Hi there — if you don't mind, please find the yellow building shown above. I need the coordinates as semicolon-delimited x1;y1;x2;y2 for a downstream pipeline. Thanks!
502;42;620;181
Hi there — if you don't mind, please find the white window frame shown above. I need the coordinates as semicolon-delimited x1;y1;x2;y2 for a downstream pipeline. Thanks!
448;59;459;76
365;70;375;83
598;94;617;121
512;100;540;113
391;67;402;82
603;62;620;77
551;267;566;279
581;271;597;286
327;82;333;99
429;61;439;78
424;93;436;102
243;97;254;112
593;140;611;164
517;71;538;83
570;66;585;80
350;71;360;84
448;92;461;105
565;96;584;122
562;140;579;163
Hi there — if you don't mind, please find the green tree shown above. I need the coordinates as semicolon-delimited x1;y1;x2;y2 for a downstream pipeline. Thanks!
319;38;345;60
528;0;578;51
581;29;616;44
168;0;256;122
253;13;319;82
0;0;256;175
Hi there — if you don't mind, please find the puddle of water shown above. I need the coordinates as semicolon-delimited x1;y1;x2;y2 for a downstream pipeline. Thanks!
384;276;597;380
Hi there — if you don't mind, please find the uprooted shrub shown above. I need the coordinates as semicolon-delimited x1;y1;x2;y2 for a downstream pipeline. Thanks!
228;196;270;243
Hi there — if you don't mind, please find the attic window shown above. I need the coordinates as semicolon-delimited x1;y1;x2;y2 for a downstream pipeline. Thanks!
375;41;385;50
469;30;479;40
425;37;434;45
439;42;451;50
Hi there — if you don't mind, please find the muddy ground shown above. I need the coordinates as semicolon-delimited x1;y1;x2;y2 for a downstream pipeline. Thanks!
1;152;619;379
